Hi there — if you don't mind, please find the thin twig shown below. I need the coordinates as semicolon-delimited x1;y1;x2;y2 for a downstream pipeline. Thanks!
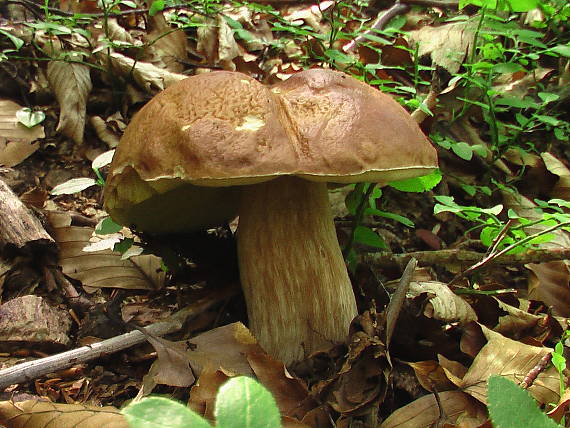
0;285;236;390
343;2;410;53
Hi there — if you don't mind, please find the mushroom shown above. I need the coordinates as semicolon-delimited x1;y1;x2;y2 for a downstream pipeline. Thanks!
104;69;438;364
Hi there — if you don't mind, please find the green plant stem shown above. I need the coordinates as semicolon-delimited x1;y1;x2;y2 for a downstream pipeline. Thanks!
343;184;376;258
450;220;570;284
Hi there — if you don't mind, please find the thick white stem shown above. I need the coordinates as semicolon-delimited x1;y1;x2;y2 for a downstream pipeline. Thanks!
237;176;358;364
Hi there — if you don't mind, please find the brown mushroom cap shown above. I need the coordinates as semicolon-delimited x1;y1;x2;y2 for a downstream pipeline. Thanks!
104;69;439;364
105;69;437;233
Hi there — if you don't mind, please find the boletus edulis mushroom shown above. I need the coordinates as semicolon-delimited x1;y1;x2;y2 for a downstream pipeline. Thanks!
104;69;438;364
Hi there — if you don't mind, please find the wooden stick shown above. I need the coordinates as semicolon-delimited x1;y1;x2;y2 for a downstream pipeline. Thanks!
0;285;236;390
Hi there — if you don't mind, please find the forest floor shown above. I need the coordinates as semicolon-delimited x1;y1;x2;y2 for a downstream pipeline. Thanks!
0;0;569;427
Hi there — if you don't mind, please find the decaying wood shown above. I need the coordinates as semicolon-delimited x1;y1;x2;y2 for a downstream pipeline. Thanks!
0;284;237;390
0;178;55;258
363;248;570;272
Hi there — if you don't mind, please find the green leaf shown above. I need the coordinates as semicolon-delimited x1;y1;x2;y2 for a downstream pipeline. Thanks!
495;96;538;109
16;108;45;128
96;217;122;235
0;29;24;50
122;396;212;428
534;115;560;126
353;226;387;249
324;49;354;63
215;377;282;428
451;142;473;161
92;149;115;169
365;208;415;227
538;92;560;104
345;184;363;216
114;237;134;254
51;178;97;195
389;169;442;192
149;0;165;16
492;62;524;73
548;44;570;58
487;376;560;428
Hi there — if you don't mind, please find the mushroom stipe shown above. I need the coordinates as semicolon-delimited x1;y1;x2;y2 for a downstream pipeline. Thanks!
104;69;438;364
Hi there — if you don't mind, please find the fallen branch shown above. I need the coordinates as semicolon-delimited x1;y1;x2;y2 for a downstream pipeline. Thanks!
362;247;570;272
0;285;236;390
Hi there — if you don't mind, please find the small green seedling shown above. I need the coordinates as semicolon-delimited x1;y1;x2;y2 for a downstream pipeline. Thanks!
16;108;46;128
50;149;114;195
122;376;282;428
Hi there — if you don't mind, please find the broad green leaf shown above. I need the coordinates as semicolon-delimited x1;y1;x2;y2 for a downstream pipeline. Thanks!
16;108;45;128
495;96;538;109
353;226;387;249
389;169;442;192
492;62;524;73
149;0;165;16
548;44;570;58
538;92;560;104
51;177;97;195
0;29;24;50
324;49;354;63
487;376;560;428
215;377;282;428
534;115;560;126
451;142;473;161
122;396;212;428
96;217;122;235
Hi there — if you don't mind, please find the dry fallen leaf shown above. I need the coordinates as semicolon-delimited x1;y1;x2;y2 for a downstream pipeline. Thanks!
379;390;487;428
103;52;187;92
408;281;478;324
0;400;128;428
527;261;570;317
48;212;166;290
459;323;559;405
47;60;92;144
141;335;196;392
144;12;188;73
408;19;477;74
0;100;44;167
187;322;263;376
197;14;241;70
542;152;570;200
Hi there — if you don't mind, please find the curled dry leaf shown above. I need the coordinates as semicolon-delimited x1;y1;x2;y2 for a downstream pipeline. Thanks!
248;351;315;420
47;60;92;144
187;322;262;376
144;12;188;73
141;335;196;391
492;297;548;337
48;213;166;290
0;100;44;167
527;261;570;317
459;323;559;405
0;400;128;428
197;15;241;70
103;52;187;92
406;360;456;393
379;390;487;428
408;19;477;74
542;152;570;200
89;116;120;148
408;281;478;324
